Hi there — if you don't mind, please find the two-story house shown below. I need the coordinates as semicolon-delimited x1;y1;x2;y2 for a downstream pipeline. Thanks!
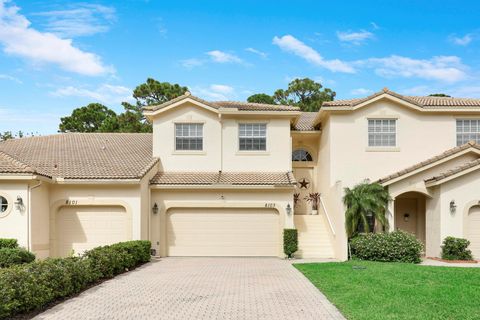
1;88;480;261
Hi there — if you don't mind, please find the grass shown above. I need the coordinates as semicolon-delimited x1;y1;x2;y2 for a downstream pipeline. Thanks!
294;260;480;320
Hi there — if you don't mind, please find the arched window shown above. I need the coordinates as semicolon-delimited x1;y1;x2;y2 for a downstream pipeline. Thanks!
292;149;313;161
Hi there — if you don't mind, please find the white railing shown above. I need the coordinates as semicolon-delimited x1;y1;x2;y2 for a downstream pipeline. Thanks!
319;194;336;236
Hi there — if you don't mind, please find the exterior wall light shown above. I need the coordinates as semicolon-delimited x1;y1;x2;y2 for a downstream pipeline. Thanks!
14;196;24;211
152;203;159;214
450;200;457;214
403;213;410;222
286;204;292;215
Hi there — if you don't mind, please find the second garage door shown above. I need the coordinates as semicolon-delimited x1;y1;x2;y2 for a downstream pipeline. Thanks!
467;205;480;259
167;208;279;256
56;205;130;257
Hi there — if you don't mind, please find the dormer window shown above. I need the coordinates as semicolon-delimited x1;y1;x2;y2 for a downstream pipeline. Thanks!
175;123;203;151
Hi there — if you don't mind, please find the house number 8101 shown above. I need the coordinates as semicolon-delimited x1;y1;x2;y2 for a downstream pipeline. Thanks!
65;200;78;205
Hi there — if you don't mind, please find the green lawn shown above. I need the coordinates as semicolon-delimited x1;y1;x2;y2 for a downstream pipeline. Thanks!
295;261;480;320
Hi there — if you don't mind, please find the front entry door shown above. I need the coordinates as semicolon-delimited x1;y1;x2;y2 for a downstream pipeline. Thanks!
292;167;314;214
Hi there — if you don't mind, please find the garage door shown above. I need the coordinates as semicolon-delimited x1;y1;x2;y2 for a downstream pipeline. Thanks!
56;206;130;257
467;205;480;259
167;208;279;256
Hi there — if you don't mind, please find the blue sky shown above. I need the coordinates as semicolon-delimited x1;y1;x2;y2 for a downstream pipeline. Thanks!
1;0;480;134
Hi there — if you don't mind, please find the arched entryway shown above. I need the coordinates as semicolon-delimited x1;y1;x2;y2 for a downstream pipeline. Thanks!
394;192;426;244
466;205;480;259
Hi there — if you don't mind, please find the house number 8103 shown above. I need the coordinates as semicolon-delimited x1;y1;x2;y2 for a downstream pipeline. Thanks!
264;203;275;208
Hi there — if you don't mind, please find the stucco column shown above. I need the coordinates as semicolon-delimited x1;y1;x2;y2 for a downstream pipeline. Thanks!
387;199;395;232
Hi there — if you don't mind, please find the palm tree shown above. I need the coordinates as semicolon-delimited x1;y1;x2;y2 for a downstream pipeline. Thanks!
343;180;391;238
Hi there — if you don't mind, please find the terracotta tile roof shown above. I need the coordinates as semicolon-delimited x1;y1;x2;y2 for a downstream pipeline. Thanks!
323;88;480;108
378;141;480;184
151;171;297;186
211;101;299;111
0;151;35;175
143;92;299;112
293;112;319;131
0;133;158;180
425;158;480;184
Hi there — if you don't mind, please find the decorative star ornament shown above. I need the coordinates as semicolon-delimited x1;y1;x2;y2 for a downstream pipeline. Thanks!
298;178;309;189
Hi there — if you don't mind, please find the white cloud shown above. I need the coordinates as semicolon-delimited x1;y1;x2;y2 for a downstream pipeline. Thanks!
245;47;267;58
50;84;133;104
360;55;467;82
191;84;236;100
206;50;243;64
180;58;204;69
337;30;374;45
370;22;380;30
0;1;112;76
33;3;116;37
350;88;372;95
0;74;22;83
449;34;473;46
272;35;355;73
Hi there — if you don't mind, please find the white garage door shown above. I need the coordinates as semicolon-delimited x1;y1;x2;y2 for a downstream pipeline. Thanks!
167;208;279;256
56;206;130;257
467;205;480;259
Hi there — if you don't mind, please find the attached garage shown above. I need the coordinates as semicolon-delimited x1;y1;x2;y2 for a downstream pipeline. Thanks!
466;205;480;260
166;208;280;256
55;205;131;257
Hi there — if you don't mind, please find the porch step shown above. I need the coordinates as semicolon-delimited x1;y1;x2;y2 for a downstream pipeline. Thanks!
294;215;335;258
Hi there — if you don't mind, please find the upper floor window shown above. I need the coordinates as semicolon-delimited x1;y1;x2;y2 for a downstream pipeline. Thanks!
456;119;480;146
239;123;266;151
368;119;396;147
292;149;313;161
175;123;203;151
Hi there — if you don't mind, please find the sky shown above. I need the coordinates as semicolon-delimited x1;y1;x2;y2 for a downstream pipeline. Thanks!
1;0;480;134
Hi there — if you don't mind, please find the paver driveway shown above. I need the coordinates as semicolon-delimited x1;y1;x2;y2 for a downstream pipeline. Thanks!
34;257;344;320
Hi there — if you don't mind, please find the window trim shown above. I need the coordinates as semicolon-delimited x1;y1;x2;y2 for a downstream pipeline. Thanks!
0;194;12;218
237;122;268;152
367;118;398;148
174;122;204;152
456;119;480;146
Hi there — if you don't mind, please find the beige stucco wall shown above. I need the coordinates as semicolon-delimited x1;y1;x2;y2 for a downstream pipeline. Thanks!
30;182;50;258
150;188;294;257
151;103;293;172
0;180;29;248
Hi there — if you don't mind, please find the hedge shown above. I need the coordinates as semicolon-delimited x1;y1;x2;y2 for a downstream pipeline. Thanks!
0;248;36;268
283;229;298;258
0;239;18;249
350;230;423;263
0;240;151;319
441;236;473;261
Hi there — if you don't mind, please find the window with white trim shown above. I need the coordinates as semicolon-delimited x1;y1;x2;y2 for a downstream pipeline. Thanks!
456;119;480;146
239;123;267;151
368;119;396;147
175;123;203;151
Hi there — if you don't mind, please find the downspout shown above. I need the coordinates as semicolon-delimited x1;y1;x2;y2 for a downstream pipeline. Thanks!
219;113;223;172
27;180;42;252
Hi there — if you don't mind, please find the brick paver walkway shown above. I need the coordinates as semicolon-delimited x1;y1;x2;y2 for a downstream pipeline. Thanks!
34;257;345;320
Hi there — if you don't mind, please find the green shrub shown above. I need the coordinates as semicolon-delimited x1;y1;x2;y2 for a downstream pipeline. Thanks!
283;229;298;258
0;240;151;319
441;237;473;260
0;239;18;249
0;248;35;268
350;230;423;263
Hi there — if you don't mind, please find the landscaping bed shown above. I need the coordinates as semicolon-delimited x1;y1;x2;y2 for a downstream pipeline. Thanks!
295;260;480;320
0;240;151;320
